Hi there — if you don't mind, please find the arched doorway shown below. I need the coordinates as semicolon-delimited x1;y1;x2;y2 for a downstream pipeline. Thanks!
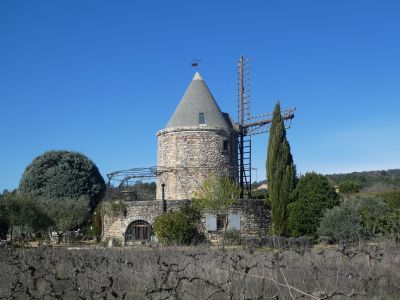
125;220;152;243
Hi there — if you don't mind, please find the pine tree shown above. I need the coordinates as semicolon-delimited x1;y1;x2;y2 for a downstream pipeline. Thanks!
267;102;296;236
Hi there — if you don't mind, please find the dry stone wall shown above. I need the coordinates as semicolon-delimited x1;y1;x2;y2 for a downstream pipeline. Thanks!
156;127;237;200
1;243;400;299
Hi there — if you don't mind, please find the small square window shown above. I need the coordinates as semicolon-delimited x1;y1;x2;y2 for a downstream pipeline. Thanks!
223;140;229;151
199;113;206;125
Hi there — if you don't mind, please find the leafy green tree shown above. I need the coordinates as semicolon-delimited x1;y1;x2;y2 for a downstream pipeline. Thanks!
338;181;360;194
288;173;340;238
3;193;53;242
19;150;106;210
266;102;296;236
43;196;90;243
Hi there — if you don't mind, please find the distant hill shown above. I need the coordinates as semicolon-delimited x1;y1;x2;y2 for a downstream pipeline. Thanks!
325;169;400;192
252;169;400;193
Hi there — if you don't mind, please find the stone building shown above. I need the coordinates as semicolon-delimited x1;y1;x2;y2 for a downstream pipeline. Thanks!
156;72;238;200
102;72;270;244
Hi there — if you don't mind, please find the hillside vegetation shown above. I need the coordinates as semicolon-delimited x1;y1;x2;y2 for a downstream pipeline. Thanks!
253;169;400;193
325;169;400;192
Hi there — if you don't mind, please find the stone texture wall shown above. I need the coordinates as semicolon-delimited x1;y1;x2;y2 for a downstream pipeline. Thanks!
156;126;238;200
102;199;269;244
202;200;270;241
102;200;184;242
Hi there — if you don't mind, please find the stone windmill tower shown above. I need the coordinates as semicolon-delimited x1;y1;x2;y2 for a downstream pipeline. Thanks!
156;72;238;200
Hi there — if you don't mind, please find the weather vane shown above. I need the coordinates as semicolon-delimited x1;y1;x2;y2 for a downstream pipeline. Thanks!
191;59;202;69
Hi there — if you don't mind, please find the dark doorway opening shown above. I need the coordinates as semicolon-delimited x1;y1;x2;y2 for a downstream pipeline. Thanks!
125;220;152;243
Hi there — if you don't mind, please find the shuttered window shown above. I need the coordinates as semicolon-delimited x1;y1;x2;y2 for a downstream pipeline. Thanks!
206;214;217;231
227;213;240;230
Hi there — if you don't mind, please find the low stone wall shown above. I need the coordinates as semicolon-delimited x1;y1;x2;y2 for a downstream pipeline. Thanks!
103;199;270;243
1;243;399;299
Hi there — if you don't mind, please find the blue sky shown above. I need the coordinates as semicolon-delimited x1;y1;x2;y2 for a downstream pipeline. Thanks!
1;1;399;191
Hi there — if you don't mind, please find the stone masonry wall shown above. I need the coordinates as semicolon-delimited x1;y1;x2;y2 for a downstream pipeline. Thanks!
202;200;270;241
102;200;185;242
103;199;269;243
156;127;237;200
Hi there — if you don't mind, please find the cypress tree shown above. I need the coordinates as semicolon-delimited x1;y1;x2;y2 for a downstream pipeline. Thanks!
266;102;296;236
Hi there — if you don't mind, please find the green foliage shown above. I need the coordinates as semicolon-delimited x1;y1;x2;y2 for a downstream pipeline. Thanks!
153;202;201;245
19;150;106;210
153;211;198;245
180;202;202;222
338;181;360;194
3;193;53;240
193;175;240;213
0;198;9;239
378;209;400;241
326;169;400;192
92;205;102;242
355;196;389;235
101;201;127;217
223;230;242;245
317;200;366;243
288;173;340;238
266;102;296;236
43;196;90;240
380;190;400;211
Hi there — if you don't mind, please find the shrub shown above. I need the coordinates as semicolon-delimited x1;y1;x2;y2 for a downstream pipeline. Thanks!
288;173;340;238
92;205;102;242
223;230;242;246
355;196;388;235
378;209;400;241
338;181;360;194
381;190;400;211
153;211;198;245
19;150;106;210
0;200;9;239
317;200;366;243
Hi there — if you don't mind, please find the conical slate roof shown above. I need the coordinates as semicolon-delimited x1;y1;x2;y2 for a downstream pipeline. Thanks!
166;72;231;129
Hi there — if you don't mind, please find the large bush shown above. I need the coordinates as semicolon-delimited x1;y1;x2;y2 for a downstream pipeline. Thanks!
19;151;106;210
317;200;366;243
318;196;390;243
153;203;201;245
288;173;340;238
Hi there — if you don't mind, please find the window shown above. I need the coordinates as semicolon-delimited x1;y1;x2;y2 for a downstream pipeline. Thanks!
199;112;206;125
223;140;229;151
206;213;241;232
227;213;241;230
216;214;226;231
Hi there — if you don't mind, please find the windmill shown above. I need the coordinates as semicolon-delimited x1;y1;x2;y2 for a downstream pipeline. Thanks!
237;56;296;198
